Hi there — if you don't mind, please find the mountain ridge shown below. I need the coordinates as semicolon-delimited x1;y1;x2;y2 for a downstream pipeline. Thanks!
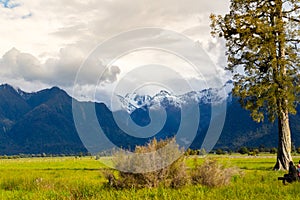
0;83;299;155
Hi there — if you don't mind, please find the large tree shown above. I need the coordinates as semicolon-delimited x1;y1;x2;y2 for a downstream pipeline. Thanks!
210;0;300;170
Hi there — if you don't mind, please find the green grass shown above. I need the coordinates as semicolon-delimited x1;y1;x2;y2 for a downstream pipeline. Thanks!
0;155;299;199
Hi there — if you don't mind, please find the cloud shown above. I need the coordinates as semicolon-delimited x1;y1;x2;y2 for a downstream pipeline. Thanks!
0;0;230;57
0;47;121;87
0;48;43;80
0;0;230;103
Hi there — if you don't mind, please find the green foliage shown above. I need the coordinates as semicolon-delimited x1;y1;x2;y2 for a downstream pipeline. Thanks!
184;148;207;156
211;0;300;123
185;148;202;156
270;147;278;154
296;147;300;154
216;149;226;155
238;147;249;154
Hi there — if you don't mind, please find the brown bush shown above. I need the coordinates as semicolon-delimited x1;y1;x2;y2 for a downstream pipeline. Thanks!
104;138;189;189
104;138;241;189
190;158;240;187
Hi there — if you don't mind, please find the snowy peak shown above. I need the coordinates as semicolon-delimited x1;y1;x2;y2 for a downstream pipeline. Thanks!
118;82;233;113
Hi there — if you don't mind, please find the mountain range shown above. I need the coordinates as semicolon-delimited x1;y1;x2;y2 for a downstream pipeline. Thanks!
0;83;300;155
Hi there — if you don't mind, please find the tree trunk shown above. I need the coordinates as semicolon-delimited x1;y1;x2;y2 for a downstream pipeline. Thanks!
274;108;292;170
273;0;292;171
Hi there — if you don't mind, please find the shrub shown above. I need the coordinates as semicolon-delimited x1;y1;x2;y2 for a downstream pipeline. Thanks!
248;149;259;156
270;147;277;154
190;158;240;187
104;138;240;189
216;149;226;155
185;148;204;156
238;147;249;154
104;138;189;189
296;147;300;154
198;148;207;156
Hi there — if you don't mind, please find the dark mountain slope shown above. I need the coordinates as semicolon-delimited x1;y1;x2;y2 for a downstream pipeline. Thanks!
1;83;300;155
0;85;87;155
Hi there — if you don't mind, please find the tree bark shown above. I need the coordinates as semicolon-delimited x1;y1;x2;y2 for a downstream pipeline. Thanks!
273;0;292;171
274;107;292;170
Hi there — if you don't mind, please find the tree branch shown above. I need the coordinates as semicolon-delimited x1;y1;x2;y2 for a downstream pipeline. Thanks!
286;39;300;43
283;16;300;23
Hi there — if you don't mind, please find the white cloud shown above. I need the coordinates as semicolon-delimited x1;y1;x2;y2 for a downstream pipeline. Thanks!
0;47;121;87
0;48;43;80
0;0;230;103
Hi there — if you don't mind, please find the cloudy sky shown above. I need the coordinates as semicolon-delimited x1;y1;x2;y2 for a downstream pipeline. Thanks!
0;0;230;106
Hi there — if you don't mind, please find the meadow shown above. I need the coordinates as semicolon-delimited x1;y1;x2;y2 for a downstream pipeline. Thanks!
0;155;299;200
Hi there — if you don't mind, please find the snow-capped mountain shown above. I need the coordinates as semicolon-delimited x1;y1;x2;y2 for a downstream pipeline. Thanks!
118;81;233;113
1;82;300;154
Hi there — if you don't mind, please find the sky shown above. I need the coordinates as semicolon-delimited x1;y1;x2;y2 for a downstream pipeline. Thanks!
0;0;231;107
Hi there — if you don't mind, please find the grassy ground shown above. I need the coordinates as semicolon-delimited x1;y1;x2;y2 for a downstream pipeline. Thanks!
0;155;299;199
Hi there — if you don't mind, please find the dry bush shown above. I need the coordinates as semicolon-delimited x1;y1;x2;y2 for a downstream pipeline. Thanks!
190;158;240;187
104;138;189;189
103;139;241;189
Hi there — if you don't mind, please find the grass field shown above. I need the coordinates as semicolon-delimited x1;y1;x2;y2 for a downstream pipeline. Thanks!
0;155;299;200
